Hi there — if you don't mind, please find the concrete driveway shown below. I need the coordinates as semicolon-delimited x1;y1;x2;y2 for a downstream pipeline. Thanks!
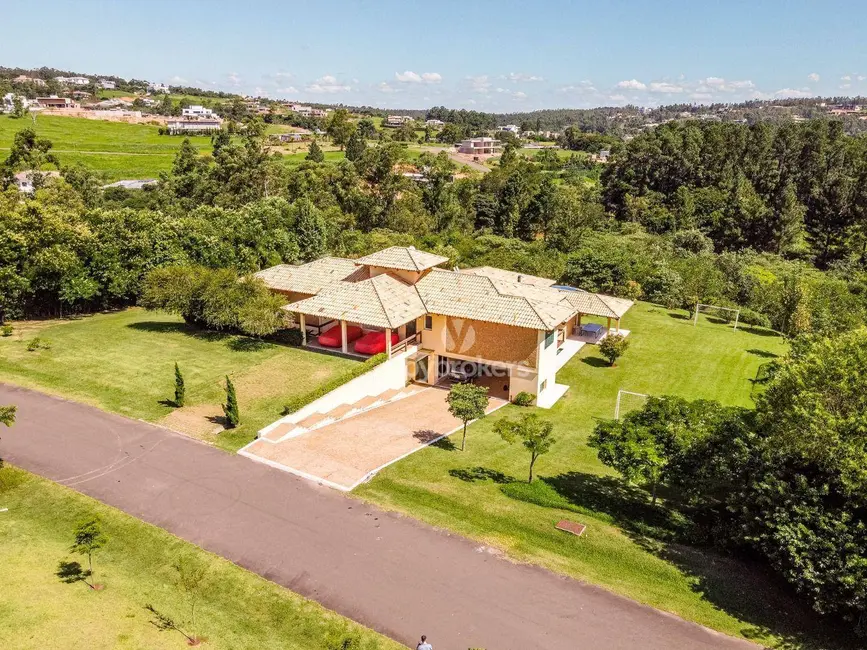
242;386;507;490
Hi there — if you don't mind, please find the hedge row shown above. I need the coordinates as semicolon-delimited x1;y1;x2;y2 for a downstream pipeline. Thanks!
282;353;388;415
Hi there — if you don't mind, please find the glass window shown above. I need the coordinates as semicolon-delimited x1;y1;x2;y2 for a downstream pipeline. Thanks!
424;315;433;330
544;330;556;348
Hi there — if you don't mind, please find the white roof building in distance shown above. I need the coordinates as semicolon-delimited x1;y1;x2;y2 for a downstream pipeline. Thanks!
425;119;445;127
99;79;116;89
55;76;90;86
181;105;215;118
385;115;413;126
498;124;520;134
148;82;169;93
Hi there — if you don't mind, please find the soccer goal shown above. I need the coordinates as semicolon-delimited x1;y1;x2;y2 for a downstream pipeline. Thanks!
614;389;650;420
693;303;740;330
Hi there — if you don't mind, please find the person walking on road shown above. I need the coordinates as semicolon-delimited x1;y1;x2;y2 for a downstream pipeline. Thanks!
417;634;432;650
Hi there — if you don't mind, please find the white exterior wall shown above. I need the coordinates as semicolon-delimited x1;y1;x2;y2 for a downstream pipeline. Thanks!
257;350;412;438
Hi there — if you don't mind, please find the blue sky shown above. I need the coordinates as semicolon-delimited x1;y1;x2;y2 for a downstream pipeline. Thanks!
2;0;866;110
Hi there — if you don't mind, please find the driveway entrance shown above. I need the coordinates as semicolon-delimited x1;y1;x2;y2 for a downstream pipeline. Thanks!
241;386;507;490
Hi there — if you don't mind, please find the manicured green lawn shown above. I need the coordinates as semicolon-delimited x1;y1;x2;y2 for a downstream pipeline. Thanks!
0;466;401;650
357;303;852;648
0;309;355;451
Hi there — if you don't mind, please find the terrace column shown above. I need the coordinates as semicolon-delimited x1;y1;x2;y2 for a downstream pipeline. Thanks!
606;317;612;332
299;313;307;346
341;320;348;354
385;328;393;358
616;318;621;333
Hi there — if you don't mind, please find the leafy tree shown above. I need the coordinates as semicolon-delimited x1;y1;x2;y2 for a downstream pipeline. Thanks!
344;128;366;162
69;518;108;589
0;405;16;428
293;197;328;261
222;376;239;428
174;363;185;407
325;109;354;149
599;333;629;366
306;139;325;163
445;383;489;451
172;554;209;638
356;117;377;140
494;413;556;483
11;96;26;119
2;128;59;186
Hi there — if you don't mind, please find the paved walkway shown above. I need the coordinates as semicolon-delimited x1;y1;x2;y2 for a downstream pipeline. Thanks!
243;387;507;490
0;384;756;650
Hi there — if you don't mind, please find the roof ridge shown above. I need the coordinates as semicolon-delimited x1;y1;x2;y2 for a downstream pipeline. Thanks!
486;274;550;329
369;273;399;329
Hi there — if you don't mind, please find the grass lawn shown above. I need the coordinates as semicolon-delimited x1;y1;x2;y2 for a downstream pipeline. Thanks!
0;466;400;650
0;114;214;180
356;303;854;649
0;309;356;452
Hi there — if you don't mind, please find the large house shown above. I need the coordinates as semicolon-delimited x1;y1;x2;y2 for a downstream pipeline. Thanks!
385;115;413;127
166;118;223;134
55;76;91;86
35;96;78;109
457;137;502;155
256;246;632;408
181;104;214;118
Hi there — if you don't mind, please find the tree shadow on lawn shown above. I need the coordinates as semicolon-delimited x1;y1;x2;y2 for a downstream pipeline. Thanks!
580;357;610;368
56;560;87;584
529;472;856;649
747;348;779;359
449;466;516;484
126;321;272;352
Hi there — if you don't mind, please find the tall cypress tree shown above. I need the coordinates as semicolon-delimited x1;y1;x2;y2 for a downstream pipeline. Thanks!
174;362;185;407
222;376;239;428
306;139;325;163
344;128;366;162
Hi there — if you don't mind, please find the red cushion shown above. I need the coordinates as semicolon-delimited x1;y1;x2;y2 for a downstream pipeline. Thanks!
353;330;399;355
317;325;363;348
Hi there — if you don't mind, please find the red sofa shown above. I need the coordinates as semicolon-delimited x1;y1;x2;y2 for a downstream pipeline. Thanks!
318;325;363;348
353;330;399;355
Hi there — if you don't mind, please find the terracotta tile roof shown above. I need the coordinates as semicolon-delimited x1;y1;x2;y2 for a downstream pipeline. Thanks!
460;266;556;287
254;257;359;295
355;246;449;272
561;290;633;319
415;269;575;330
284;273;427;329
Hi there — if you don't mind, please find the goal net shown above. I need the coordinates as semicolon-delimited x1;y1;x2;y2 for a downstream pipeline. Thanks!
693;303;740;330
614;389;649;420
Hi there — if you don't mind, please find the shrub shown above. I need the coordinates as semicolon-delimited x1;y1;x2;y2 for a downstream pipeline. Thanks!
512;391;535;407
26;337;51;351
738;307;771;330
222;376;239;428
282;353;387;415
599;333;629;366
1;324;12;337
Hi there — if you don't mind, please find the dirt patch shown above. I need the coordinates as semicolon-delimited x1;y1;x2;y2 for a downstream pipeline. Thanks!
159;404;225;441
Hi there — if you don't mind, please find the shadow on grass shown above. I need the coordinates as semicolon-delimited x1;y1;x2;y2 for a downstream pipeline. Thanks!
747;348;779;359
56;560;87;584
206;414;227;428
158;398;179;408
127;321;271;353
580;357;610;368
740;326;781;338
668;312;690;321
504;471;857;649
449;466;516;484
429;436;457;451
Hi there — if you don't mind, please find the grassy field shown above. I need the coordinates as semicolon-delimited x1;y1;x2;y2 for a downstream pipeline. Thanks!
0;466;401;650
0;309;355;452
0;114;213;180
356;304;853;648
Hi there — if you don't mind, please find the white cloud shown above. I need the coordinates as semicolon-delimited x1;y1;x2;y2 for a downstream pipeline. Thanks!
276;86;298;95
608;93;627;102
807;73;820;82
513;91;528;99
649;81;684;93
467;75;492;93
699;77;754;92
774;88;814;98
226;72;242;86
841;75;852;81
840;83;852;90
858;75;866;82
617;79;646;90
170;75;187;84
395;70;442;84
690;92;714;101
305;75;350;94
377;81;398;94
558;80;597;93
505;72;544;82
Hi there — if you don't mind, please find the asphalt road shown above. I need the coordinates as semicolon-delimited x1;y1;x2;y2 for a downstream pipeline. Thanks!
0;384;757;650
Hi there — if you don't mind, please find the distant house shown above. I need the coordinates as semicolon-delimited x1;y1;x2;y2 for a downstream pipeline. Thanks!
12;75;46;87
36;96;78;109
498;124;520;134
13;170;61;193
102;179;158;190
71;90;91;100
385;115;413;127
277;132;306;142
597;149;610;163
55;76;91;86
99;79;116;90
147;82;169;94
181;105;215;118
166;118;223;134
425;119;445;128
457;137;502;155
